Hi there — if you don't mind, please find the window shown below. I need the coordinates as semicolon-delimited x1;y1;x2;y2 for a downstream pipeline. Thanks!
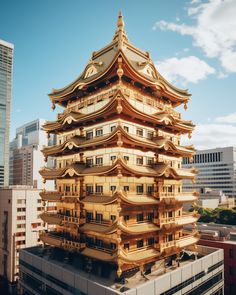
147;237;154;246
137;213;144;222
110;126;116;132
17;208;26;212
110;186;116;192
147;184;154;195
110;243;116;250
136;184;144;194
124;156;129;162
167;234;173;242
96;128;103;137
124;215;129;221
147;212;154;221
124;243;130;250
95;156;103;166
110;155;116;162
124;186;129;192
136;156;143;165
110;215;116;221
86;157;93;167
86;212;93;221
229;249;234;258
96;239;103;247
95;185;103;194
86;184;93;194
147;157;154;165
136;128;143;137
137;239;144;248
96;213;103;222
123;126;129;132
147;131;153;139
168;211;173;218
86;130;93;140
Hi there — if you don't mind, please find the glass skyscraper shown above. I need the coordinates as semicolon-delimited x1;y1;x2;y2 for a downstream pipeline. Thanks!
0;39;14;187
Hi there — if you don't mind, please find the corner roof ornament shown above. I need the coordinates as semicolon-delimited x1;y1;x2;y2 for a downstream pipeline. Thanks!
113;11;129;47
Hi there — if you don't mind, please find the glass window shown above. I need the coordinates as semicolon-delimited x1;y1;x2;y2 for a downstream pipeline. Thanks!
137;239;143;248
147;131;153;139
136;156;143;165
96;128;103;137
110;185;116;192
86;184;93;194
124;215;129;221
86;130;93;140
137;213;144;222
110;126;116;132
136;184;144;194
124;243;129;250
147;184;154;195
124;186;129;192
110;155;116;162
147;212;154;221
147;237;154;246
123;126;129;132
86;157;93;167
136;128;143;137
96;213;103;222
110;215;116;221
147;157;154;165
95;156;103;166
95;185;103;194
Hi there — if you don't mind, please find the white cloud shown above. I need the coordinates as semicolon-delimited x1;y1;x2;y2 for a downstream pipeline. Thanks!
156;55;215;85
153;0;236;73
215;112;236;124
182;123;236;150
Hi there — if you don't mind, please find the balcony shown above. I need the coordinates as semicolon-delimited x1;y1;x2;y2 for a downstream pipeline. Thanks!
64;215;86;225
40;231;86;251
40;190;63;202
40;212;63;225
39;232;63;247
87;219;114;226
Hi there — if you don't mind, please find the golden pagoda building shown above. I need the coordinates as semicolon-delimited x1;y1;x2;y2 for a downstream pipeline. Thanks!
39;12;199;278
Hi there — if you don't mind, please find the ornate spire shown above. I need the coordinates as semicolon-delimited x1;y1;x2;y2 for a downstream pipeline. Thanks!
113;11;129;47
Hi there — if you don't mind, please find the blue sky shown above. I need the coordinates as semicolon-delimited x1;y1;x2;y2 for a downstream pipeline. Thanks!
1;0;236;149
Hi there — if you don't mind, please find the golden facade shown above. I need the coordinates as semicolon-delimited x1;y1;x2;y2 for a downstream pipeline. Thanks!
39;13;198;278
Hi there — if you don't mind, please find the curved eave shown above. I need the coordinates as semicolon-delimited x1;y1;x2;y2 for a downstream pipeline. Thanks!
40;158;196;181
49;48;190;107
42;126;195;158
43;90;194;134
120;50;190;105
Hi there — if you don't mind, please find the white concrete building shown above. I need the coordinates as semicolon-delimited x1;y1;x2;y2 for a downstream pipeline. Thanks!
0;186;53;294
9;119;55;190
19;244;224;295
183;146;236;199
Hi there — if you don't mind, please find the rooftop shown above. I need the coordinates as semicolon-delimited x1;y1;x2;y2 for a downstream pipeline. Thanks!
21;244;221;294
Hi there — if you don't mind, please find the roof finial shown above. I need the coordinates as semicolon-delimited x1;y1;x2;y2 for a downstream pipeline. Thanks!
113;11;129;46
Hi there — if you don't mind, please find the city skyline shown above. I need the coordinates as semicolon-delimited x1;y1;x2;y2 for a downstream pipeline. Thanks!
1;0;236;150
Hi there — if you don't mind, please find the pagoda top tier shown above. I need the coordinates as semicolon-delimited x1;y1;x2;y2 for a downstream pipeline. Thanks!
49;12;190;107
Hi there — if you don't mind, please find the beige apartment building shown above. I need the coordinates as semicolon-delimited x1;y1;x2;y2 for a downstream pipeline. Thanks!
0;186;54;294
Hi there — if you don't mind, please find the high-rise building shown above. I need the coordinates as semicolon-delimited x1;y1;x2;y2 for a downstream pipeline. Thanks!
38;12;199;280
196;222;236;295
9;119;55;190
0;186;54;294
0;39;14;187
183;147;236;199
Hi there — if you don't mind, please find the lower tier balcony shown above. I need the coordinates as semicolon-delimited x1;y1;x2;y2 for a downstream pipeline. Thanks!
40;190;63;202
40;212;63;225
39;231;86;251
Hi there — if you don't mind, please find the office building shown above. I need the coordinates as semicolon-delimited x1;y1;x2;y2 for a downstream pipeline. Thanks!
0;186;54;294
197;222;236;295
9;119;55;190
183;146;236;199
19;244;224;295
0;39;14;187
39;12;199;280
